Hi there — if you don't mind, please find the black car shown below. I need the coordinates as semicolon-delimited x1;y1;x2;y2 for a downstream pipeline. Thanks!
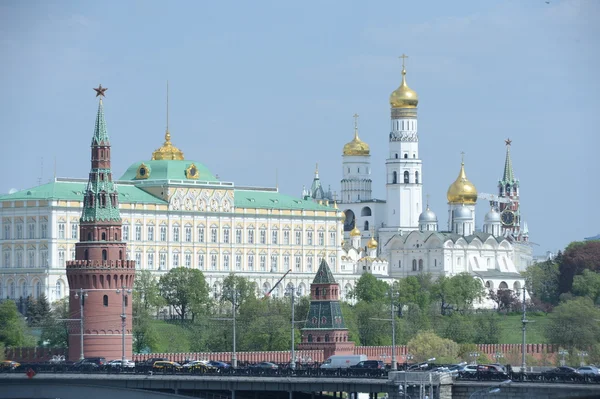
142;357;170;367
543;366;579;374
72;359;101;370
350;360;385;370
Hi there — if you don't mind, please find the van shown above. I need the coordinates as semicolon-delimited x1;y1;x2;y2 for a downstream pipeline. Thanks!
320;355;367;369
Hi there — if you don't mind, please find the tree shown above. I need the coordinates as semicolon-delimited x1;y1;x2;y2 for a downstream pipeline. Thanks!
220;273;257;310
132;312;159;353
430;273;485;315
407;330;459;363
488;289;520;313
133;269;164;315
523;259;560;305
571;270;600;304
0;300;29;347
394;276;431;316
40;298;69;348
559;241;600;294
545;297;600;349
237;297;290;351
159;267;210;321
354;301;390;346
350;273;390;303
25;295;51;326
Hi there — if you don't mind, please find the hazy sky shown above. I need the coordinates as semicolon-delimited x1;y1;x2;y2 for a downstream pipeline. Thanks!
1;0;598;255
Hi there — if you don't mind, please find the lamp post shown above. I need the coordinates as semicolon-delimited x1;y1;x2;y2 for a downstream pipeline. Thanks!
285;284;302;370
369;285;398;370
116;286;132;363
403;353;413;399
468;379;511;399
578;351;588;367
223;288;240;369
558;349;568;367
469;352;480;365
521;286;529;371
494;352;504;364
73;288;88;360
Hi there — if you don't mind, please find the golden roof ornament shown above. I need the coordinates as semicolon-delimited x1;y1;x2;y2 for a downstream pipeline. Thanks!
447;153;478;204
350;220;361;237
367;229;378;249
343;113;370;156
152;81;185;161
389;54;419;109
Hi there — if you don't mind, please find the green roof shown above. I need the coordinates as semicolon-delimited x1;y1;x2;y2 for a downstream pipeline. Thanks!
120;160;218;182
92;100;110;145
302;301;346;330
0;180;166;205
234;189;334;212
312;259;336;284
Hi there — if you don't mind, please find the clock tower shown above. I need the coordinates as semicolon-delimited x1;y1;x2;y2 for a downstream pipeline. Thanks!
498;139;525;241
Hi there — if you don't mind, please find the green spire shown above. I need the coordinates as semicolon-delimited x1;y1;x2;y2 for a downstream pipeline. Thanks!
501;139;515;184
312;259;336;284
92;99;110;145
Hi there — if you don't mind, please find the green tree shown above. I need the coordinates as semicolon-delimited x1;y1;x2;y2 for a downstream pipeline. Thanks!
40;298;69;348
340;301;360;345
407;330;459;363
545;297;600;348
395;276;430;315
397;304;431;344
473;312;500;344
572;270;600;304
354;301;390;346
237;297;290;351
134;269;164;315
25;295;51;327
450;273;486;312
559;241;600;294
0;300;29;347
523;259;560;305
436;313;475;344
132;312;159;353
159;267;210;321
350;273;390;303
220;273;257;310
488;289;520;313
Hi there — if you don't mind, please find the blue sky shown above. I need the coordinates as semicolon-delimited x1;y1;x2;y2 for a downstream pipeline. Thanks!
1;0;598;255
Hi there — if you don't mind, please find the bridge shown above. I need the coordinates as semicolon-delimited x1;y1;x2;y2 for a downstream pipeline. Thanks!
1;372;598;399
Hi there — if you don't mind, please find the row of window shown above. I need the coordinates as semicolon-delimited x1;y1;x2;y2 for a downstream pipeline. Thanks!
391;171;419;184
121;225;337;246
3;251;49;268
397;258;438;271
3;223;50;240
135;252;337;273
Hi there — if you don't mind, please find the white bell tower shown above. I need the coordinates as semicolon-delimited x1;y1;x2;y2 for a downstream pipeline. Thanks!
384;54;422;233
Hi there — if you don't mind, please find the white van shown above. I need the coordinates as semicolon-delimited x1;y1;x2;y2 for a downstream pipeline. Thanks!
320;355;367;369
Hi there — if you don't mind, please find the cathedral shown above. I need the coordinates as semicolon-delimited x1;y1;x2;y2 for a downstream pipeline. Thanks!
305;56;532;304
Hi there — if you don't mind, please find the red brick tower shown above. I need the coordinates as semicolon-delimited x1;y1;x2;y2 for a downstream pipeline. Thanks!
298;259;355;359
66;86;135;361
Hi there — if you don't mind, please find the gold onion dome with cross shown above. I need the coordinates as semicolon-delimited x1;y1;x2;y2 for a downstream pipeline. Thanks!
447;156;478;205
389;54;419;108
151;82;185;161
342;114;370;156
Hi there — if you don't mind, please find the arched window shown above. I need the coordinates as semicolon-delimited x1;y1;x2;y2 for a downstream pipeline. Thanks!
499;281;508;290
361;207;372;216
357;167;360;173
513;281;521;291
101;232;106;240
413;154;416;158
395;153;398;159
124;295;128;307
364;221;369;232
412;259;417;271
404;171;409;183
102;250;107;261
84;249;88;260
398;260;401;268
315;287;320;296
103;295;108;307
415;171;419;184
404;153;408;159
119;250;123;260
325;334;330;342
308;334;313;343
418;259;423;271
87;232;92;241
392;171;397;184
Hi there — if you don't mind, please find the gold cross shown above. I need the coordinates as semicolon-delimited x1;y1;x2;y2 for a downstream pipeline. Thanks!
426;193;430;207
353;113;359;131
399;54;409;69
461;151;465;164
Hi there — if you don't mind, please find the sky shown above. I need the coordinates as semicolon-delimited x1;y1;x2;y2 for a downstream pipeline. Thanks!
1;0;598;255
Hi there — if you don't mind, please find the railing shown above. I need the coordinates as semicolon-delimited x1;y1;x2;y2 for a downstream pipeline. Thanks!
455;370;600;384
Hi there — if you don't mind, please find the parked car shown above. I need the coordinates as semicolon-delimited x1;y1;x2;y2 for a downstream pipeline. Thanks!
250;362;279;370
0;361;21;370
320;355;367;369
81;357;107;367
350;361;385;370
577;366;600;375
142;358;170;367
208;360;231;370
72;359;100;370
543;366;579;374
459;364;479;374
153;361;182;371
108;359;135;369
182;360;217;373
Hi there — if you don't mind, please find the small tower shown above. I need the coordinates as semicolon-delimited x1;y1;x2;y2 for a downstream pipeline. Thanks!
418;196;438;232
298;260;355;359
303;163;332;202
341;114;372;204
66;86;135;361
498;139;523;239
447;155;477;233
350;222;361;248
366;229;378;258
483;207;502;236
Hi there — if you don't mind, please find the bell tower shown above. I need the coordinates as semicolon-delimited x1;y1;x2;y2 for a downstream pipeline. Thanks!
66;85;136;361
498;139;524;240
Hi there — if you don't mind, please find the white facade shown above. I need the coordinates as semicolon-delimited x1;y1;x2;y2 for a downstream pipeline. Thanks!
341;155;372;203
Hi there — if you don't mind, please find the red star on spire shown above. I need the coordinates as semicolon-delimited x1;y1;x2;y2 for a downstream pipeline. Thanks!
93;84;108;98
505;138;512;146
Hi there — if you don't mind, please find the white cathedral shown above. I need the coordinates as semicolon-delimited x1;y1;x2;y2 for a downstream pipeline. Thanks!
303;58;532;302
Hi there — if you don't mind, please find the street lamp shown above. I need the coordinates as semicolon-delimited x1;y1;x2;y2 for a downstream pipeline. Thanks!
494;352;504;364
469;352;480;365
223;288;240;369
578;351;588;367
558;349;568;367
116;286;132;363
285;284;302;370
468;379;511;399
73;288;88;360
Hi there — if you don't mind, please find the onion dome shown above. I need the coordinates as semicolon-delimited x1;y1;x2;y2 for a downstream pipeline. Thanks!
484;208;501;223
350;223;361;237
152;130;184;160
447;161;478;204
389;67;418;109
367;236;378;249
343;113;370;156
419;206;438;223
454;205;472;219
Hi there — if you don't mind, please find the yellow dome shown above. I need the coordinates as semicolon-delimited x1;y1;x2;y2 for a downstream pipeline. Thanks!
343;130;370;156
152;131;184;161
367;236;378;249
389;68;418;109
350;224;361;237
447;162;478;204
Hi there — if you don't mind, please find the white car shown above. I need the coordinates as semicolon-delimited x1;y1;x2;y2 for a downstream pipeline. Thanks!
108;359;135;368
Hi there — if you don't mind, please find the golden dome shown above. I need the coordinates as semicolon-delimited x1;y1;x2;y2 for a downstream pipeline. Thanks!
389;68;418;109
367;236;378;249
447;161;478;204
152;130;184;161
350;223;361;237
343;114;370;156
